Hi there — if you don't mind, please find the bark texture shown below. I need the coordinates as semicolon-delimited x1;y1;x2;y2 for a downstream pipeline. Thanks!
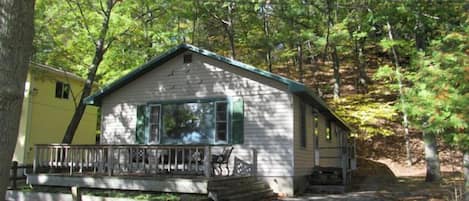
423;131;441;182
0;0;35;199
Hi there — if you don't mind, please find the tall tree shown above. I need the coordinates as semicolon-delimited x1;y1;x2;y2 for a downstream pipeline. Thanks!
62;0;118;143
0;0;35;198
384;20;414;167
199;1;237;59
325;0;341;99
406;24;468;192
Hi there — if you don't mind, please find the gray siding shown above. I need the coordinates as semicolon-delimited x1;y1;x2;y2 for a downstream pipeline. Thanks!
293;96;315;176
317;115;342;167
100;52;294;177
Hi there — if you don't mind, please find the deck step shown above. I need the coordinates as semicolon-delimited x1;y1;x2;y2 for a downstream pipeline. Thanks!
208;176;275;201
309;166;344;185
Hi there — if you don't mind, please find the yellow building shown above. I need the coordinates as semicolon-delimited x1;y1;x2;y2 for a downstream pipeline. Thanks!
13;63;98;164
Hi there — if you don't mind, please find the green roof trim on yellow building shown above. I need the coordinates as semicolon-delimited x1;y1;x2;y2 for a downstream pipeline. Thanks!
85;44;351;131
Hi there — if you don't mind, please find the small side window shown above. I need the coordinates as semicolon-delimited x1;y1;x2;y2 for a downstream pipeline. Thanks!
313;112;319;147
55;81;70;99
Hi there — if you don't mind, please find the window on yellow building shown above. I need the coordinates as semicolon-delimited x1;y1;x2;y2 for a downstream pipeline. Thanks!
55;81;70;99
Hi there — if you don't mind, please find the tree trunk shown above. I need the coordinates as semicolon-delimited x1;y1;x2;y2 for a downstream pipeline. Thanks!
423;131;441;182
306;41;319;92
297;43;304;83
387;21;413;166
323;0;332;61
0;0;35;198
350;25;369;94
62;0;115;144
227;2;236;59
332;45;340;99
464;150;469;201
357;40;368;93
262;1;272;72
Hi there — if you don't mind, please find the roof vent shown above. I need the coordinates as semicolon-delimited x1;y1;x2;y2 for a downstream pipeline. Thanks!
183;54;192;63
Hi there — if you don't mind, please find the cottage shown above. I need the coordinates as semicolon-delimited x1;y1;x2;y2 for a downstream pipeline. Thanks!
28;44;354;197
13;63;98;165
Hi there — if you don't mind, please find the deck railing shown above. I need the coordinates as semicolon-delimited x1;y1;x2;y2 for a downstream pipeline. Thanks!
33;144;221;177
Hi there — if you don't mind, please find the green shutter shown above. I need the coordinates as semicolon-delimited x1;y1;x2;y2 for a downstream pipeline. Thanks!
135;105;147;144
231;98;244;144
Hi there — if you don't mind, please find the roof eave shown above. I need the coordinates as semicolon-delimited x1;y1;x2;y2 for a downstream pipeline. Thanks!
289;83;352;131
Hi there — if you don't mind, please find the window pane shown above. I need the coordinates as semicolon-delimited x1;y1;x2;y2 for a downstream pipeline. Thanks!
55;82;63;98
149;124;159;143
62;84;70;99
216;102;227;121
150;106;160;121
149;105;160;143
162;102;214;144
216;122;227;141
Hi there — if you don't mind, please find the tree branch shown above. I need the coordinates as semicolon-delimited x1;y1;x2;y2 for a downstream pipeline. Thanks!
66;0;97;46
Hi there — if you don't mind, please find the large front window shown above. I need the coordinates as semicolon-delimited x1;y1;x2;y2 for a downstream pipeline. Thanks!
146;100;229;144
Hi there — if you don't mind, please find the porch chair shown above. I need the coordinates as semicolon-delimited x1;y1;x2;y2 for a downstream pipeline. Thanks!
130;148;149;164
211;146;234;176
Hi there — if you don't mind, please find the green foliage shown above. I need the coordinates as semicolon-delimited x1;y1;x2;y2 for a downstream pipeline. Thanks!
33;0;468;144
332;95;396;139
405;19;469;150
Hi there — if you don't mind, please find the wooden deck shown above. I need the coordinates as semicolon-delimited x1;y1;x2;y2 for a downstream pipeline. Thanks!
33;144;231;177
28;144;259;195
27;173;212;193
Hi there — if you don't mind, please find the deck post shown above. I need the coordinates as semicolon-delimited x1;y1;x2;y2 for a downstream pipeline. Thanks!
108;146;113;176
33;145;38;173
71;186;82;201
204;146;212;177
251;148;257;176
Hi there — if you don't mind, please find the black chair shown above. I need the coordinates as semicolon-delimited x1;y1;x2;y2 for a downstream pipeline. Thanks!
130;148;149;164
211;146;233;176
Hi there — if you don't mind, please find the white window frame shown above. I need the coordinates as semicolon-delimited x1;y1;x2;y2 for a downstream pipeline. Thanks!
214;101;229;144
148;104;161;144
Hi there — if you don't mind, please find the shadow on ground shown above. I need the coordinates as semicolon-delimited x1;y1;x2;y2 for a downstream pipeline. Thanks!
280;158;463;201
